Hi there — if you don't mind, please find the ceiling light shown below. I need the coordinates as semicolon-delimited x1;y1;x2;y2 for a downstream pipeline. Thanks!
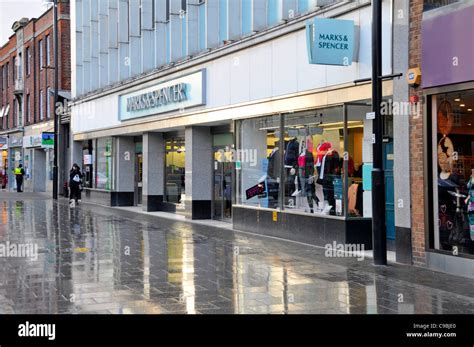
455;98;461;102
460;104;466;107
468;109;473;112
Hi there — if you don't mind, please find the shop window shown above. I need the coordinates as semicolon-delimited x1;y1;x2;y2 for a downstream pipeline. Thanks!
432;90;474;256
95;137;113;190
165;138;186;212
283;108;344;216
236;106;371;217
423;0;460;12
236;115;282;209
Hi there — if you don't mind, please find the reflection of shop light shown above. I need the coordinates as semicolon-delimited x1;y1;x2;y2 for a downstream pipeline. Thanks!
318;121;364;130
261;120;364;131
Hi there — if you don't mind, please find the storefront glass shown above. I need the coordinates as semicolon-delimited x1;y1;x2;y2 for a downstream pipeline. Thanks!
95;137;113;190
82;141;93;188
236;106;370;217
236;115;281;209
283;109;343;215
165;138;186;212
432;89;474;256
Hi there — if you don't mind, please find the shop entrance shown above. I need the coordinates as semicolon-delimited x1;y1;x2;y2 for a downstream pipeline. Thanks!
134;140;143;206
213;150;233;221
213;133;234;222
384;140;395;240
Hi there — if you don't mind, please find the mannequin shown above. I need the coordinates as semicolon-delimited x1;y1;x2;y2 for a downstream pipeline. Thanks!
267;147;281;206
302;148;318;213
317;144;341;215
285;138;300;199
466;169;474;241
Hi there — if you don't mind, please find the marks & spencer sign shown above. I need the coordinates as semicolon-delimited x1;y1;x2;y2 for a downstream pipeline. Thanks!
119;69;206;121
306;18;357;66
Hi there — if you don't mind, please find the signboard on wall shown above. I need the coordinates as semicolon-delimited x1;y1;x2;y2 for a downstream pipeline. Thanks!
119;69;206;121
23;136;43;148
306;18;357;66
422;4;474;88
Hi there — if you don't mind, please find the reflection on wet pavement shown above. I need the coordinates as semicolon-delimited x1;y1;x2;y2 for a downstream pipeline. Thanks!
0;195;473;314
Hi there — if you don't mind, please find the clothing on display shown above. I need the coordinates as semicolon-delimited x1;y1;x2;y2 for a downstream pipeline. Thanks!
467;176;474;241
266;148;281;205
267;148;281;179
284;138;299;167
317;148;341;215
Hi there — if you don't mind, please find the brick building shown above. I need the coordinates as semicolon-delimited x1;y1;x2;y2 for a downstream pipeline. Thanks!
0;0;70;193
409;0;474;278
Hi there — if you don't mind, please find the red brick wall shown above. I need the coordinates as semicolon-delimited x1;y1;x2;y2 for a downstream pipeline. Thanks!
0;1;70;130
0;35;17;129
409;0;426;266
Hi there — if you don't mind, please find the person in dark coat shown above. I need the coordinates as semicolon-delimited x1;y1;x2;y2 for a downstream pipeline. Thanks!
69;164;83;205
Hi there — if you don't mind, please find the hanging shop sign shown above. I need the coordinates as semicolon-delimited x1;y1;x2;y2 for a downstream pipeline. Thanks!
119;69;206;121
306;18;357;66
41;132;55;148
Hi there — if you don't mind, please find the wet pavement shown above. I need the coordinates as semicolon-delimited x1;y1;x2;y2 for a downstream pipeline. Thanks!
0;192;473;314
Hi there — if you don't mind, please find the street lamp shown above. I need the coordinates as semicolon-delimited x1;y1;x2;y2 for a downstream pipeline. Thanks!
44;0;59;200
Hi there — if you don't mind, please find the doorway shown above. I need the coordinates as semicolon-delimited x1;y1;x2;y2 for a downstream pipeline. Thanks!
383;139;395;240
213;146;233;222
134;140;143;206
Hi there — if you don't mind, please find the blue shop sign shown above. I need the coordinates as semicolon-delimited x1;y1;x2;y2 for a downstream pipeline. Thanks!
306;18;356;66
119;69;206;121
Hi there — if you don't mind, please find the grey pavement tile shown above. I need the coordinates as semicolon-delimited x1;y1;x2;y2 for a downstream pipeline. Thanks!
0;195;472;315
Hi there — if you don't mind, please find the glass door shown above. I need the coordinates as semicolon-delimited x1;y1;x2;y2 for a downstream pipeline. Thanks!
213;146;233;221
135;153;143;206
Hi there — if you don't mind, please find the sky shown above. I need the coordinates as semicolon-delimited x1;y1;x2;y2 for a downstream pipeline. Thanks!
0;0;49;47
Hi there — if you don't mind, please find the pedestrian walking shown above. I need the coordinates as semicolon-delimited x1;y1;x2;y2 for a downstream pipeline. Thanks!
14;164;25;193
69;164;83;207
0;169;7;190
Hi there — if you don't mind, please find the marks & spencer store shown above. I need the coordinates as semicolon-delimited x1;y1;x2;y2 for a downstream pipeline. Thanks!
71;2;397;250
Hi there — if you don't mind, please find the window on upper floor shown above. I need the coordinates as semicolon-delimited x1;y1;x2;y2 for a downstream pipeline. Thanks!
13;99;17;127
40;90;44;121
166;0;170;22
39;39;43;69
26;94;31;124
47;87;51;119
5;62;9;87
423;0;462;11
181;0;187;12
25;47;30;76
46;35;51;66
12;57;16;81
18;52;22;79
